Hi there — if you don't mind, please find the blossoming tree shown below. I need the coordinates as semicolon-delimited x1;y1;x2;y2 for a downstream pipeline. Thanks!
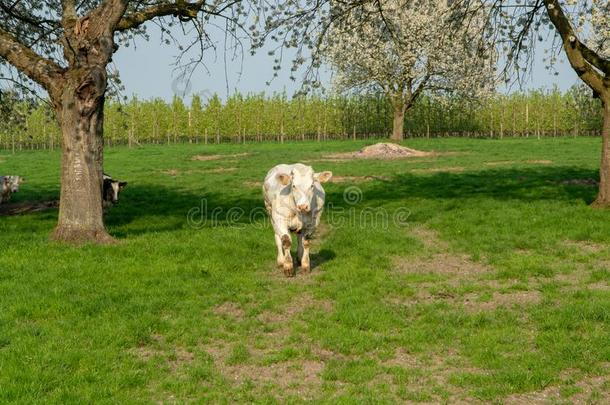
322;0;496;140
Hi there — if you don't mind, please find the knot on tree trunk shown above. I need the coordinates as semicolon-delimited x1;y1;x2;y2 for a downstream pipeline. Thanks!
76;67;107;116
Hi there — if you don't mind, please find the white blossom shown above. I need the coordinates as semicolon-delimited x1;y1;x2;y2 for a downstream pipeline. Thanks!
322;0;497;114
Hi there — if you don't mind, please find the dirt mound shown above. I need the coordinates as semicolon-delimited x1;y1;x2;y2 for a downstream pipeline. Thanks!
328;143;432;160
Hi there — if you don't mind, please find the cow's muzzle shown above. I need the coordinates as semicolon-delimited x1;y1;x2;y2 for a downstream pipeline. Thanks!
297;204;310;213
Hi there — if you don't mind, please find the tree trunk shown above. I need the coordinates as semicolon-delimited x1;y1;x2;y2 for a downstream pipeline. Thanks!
390;104;405;141
51;69;113;244
593;101;610;207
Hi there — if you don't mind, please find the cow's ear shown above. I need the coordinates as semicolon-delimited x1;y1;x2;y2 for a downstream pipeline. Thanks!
277;173;291;186
314;171;333;183
119;181;127;189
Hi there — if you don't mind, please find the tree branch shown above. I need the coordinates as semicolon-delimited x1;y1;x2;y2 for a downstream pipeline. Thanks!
0;27;64;95
543;0;607;97
116;0;206;32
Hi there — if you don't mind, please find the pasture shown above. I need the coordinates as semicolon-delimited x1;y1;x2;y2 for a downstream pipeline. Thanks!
1;137;609;403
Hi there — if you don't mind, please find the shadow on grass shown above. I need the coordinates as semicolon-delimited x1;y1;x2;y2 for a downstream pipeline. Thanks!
104;183;265;237
4;165;600;238
324;166;600;206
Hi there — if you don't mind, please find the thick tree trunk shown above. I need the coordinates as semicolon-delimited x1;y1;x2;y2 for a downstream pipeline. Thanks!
51;69;113;243
390;104;405;141
593;101;610;207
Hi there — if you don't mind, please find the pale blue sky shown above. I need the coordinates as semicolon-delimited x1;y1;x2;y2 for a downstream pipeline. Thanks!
112;23;579;103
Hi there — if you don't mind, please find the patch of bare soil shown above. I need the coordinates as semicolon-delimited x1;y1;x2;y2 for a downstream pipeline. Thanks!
564;240;607;254
162;167;238;176
132;333;194;374
206;340;325;399
204;294;333;399
396;227;492;280
409;226;448;250
244;180;261;188
191;152;249;161
588;281;610;291
485;159;553;166
381;348;487;402
393;227;544;312
329;175;390;183
0;200;58;216
326;143;434;160
394;252;492;280
213;302;246;320
411;166;465;173
256;293;333;325
462;291;542;312
560;178;599;187
505;365;610;404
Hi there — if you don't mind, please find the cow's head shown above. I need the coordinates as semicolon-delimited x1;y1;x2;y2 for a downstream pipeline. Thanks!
104;177;127;204
4;176;23;193
277;166;332;213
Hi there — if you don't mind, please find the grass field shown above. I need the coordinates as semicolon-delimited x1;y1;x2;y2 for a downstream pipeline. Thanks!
1;137;609;403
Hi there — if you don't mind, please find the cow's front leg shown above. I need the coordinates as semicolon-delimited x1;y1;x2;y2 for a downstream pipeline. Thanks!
272;213;294;277
298;233;311;273
274;233;284;267
280;234;294;276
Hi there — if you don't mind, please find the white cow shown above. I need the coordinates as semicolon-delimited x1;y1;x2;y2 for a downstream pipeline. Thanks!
1;176;23;204
263;163;332;276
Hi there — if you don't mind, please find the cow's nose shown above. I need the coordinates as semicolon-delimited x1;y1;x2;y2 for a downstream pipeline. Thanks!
297;204;310;213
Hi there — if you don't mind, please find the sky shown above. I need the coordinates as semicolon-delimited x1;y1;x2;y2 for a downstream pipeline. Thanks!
112;23;580;104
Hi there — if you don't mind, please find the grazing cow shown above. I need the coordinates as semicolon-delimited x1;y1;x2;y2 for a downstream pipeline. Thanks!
1;176;24;203
103;174;127;207
263;163;332;276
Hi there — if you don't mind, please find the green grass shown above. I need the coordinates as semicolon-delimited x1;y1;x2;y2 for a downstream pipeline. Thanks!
1;137;609;403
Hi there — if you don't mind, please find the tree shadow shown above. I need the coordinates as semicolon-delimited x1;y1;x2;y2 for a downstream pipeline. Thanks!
104;183;265;237
323;166;599;207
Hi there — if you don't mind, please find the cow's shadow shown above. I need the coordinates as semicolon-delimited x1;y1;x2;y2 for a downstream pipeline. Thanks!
310;248;336;270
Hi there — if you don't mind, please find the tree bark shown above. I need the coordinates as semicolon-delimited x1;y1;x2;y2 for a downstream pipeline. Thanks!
50;68;113;244
390;104;405;141
593;101;610;207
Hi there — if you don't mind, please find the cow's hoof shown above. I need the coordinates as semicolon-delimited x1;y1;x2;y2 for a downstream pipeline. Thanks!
300;265;310;274
283;260;295;277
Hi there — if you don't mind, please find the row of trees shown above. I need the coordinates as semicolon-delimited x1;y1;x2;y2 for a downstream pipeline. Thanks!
0;85;602;150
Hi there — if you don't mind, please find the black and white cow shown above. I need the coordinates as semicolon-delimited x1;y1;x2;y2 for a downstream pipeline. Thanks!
1;175;24;204
103;174;127;207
